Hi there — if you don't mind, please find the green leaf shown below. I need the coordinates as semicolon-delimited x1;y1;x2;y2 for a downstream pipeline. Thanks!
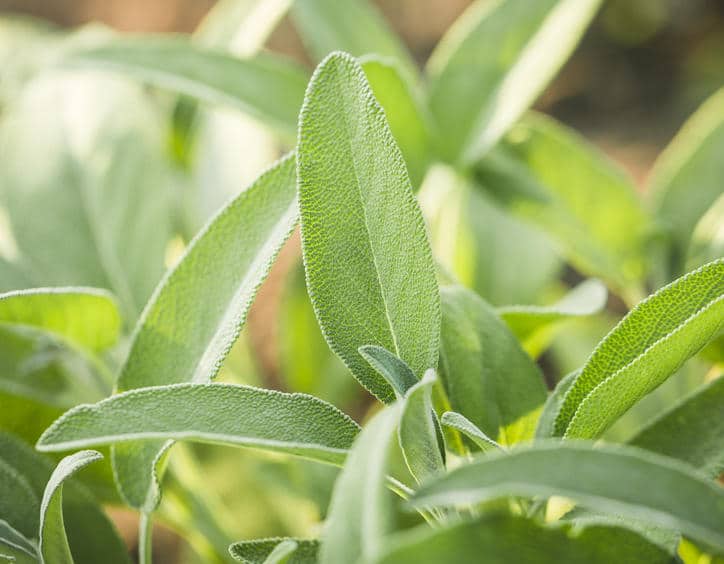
65;36;308;138
535;370;578;439
320;405;401;564
0;520;37;563
439;285;547;446
440;411;501;453
113;153;298;509
291;0;417;80
39;450;102;564
649;88;724;279
427;0;601;164
498;279;607;357
411;442;724;552
475;114;651;293
0;459;38;539
0;72;172;321
0;288;120;352
358;345;417;398
360;56;430;188
298;52;440;403
37;383;359;465
628;377;724;478
373;512;674;564
555;258;724;439
230;538;318;564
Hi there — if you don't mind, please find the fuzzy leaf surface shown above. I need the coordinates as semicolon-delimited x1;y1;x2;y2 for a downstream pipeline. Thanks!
230;538;318;564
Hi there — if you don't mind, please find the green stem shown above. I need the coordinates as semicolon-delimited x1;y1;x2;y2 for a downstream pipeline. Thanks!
138;512;153;564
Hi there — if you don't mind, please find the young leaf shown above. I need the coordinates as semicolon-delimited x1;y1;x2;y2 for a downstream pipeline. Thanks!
320;405;401;564
230;538;318;564
39;450;102;564
298;52;440;403
440;411;502;453
535;370;578;439
358;345;417;398
427;0;601;164
555;258;724;439
0;459;38;539
373;512;673;564
411;442;724;552
628;377;724;478
649;88;724;279
0;288;120;352
65;37;308;138
498;279;607;357
113;153;298;509
439;285;547;445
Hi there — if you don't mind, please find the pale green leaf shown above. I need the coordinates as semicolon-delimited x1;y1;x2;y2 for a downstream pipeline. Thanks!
535;370;578;439
113;153;298;509
0;520;37;563
555;258;724;439
628;377;724;478
64;36;308;138
39;450;102;564
37;383;359;466
498;279;607;357
476;114;651;293
229;538;318;564
0;288;120;352
298;52;440;403
439;285;547;446
411;442;724;552
373;512;673;564
0;459;38;539
320;405;401;564
427;0;601;164
649;88;724;279
358;345;417;398
440;411;501;453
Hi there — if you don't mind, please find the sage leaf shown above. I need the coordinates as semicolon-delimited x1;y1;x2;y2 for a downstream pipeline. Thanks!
555;258;724;439
113;153;298;509
0;288;120;352
498;279;607;357
0;520;37;564
628;377;724;478
230;538;318;564
411;442;724;552
39;450;102;564
427;0;601;164
298;52;440;403
439;285;546;445
535;370;578;439
649;88;724;279
440;411;501;453
358;345;417;398
65;37;308;138
320;405;401;564
0;459;38;539
373;512;673;564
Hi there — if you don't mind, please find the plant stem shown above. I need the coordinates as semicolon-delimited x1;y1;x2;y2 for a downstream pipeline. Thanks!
138;512;153;564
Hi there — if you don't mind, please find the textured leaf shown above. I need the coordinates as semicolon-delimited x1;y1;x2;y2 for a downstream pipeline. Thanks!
628;377;724;478
411;442;724;552
440;411;501;453
0;72;172;321
373;512;674;564
320;405;401;564
498;279;607;357
291;0;417;79
439;285;546;445
427;0;601;164
358;345;417;398
113;153;298;509
298;52;440;403
0;459;38;539
39;450;102;564
535;370;578;439
65;36;308;138
37;383;359;464
555;258;724;439
230;538;318;564
0;288;120;352
649;88;724;279
0;520;37;564
476;114;651;293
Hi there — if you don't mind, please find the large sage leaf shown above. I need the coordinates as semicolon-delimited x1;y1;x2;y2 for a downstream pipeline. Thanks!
439;285;547;446
411;442;724;552
555;258;724;439
0;288;120;352
320;405;401;564
37;383;359;466
629;377;724;478
427;0;601;164
65;36;308;139
373;513;673;564
230;538;319;564
649;87;724;279
298;52;440;403
39;450;102;564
